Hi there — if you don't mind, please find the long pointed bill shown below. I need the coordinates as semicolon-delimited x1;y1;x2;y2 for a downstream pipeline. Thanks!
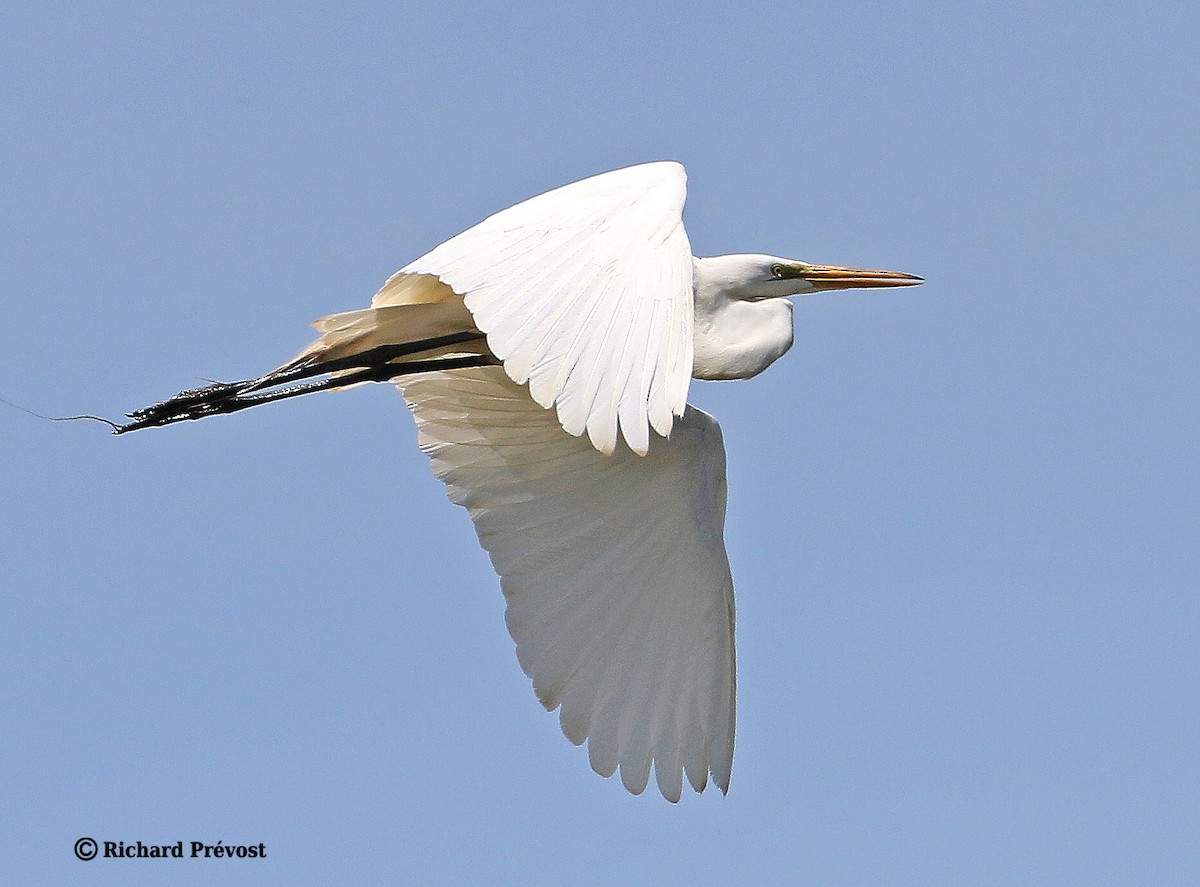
800;265;924;290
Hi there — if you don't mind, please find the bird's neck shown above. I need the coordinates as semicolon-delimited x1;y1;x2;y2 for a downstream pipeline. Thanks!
691;257;795;381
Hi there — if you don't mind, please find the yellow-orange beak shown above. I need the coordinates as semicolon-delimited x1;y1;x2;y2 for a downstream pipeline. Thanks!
798;264;924;290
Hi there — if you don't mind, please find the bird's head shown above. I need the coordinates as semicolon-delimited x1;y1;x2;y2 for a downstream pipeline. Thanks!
697;254;923;301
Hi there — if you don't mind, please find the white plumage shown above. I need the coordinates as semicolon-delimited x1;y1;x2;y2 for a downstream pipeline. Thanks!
388;161;694;456
121;161;921;801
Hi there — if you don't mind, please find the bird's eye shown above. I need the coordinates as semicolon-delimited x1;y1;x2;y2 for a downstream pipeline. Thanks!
770;264;785;279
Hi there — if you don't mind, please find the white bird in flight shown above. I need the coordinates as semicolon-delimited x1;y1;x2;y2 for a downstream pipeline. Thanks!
118;161;921;801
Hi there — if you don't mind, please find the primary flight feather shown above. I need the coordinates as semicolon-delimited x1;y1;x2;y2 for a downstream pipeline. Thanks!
119;161;921;801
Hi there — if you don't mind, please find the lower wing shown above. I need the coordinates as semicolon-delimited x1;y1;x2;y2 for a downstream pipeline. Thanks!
400;366;736;801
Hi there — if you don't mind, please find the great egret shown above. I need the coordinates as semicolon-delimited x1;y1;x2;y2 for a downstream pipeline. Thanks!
119;161;921;801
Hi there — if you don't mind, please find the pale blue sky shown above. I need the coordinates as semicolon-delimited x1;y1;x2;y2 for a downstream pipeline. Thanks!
3;2;1197;884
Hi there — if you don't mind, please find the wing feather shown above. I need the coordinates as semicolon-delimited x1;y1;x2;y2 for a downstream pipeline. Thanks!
385;162;694;455
399;367;736;800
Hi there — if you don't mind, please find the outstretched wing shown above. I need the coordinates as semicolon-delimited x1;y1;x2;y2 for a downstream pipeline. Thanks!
377;161;694;456
400;367;736;801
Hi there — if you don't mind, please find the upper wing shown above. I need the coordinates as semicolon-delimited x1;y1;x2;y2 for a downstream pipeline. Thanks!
377;161;695;456
400;367;735;801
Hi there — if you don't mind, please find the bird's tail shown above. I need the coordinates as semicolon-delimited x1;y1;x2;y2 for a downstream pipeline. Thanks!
115;299;494;434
